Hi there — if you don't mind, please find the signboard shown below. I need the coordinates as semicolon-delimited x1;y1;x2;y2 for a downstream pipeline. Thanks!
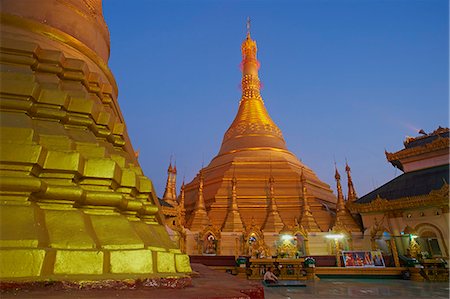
342;250;385;268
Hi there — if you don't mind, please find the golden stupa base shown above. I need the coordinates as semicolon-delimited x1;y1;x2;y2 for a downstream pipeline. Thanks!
0;203;192;281
0;1;191;282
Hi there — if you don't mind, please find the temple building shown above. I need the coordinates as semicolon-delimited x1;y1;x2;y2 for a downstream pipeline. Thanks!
160;25;365;257
0;0;190;282
348;127;449;265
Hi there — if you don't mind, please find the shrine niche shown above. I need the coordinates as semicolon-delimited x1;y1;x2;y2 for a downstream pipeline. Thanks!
292;218;310;256
368;217;400;266
402;225;421;259
330;224;353;252
274;220;309;258
415;223;447;258
276;236;297;258
244;220;269;258
199;225;221;255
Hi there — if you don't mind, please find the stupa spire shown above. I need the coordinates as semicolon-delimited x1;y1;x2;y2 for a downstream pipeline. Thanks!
178;178;186;226
345;161;358;201
298;169;321;232
334;166;361;233
162;159;177;205
262;176;284;232
335;166;346;211
218;20;287;155
222;173;244;232
188;170;212;230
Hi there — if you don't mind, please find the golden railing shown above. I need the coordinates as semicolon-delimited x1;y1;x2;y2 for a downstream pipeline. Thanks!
421;259;449;281
247;258;307;280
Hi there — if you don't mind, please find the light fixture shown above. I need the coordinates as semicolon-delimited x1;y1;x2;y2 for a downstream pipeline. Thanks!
281;234;294;241
325;233;344;240
403;225;418;240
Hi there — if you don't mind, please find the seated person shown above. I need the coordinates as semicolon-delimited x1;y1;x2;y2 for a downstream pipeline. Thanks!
263;266;278;284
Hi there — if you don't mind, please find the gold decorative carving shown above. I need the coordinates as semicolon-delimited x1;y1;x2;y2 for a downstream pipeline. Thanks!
224;122;284;142
348;184;449;213
1;13;118;95
386;136;449;162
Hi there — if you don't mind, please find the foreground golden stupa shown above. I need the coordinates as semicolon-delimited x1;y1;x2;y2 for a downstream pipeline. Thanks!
180;25;338;255
0;0;190;281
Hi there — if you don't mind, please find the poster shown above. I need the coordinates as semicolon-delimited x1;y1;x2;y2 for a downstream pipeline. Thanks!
342;251;385;268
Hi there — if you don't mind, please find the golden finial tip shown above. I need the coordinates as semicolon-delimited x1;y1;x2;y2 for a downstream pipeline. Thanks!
246;17;251;37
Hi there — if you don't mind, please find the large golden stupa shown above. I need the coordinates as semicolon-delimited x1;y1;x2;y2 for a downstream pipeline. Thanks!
181;26;337;255
0;0;190;281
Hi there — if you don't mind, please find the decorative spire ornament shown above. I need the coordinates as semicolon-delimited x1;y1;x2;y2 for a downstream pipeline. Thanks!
178;177;186;226
298;168;321;232
222;172;244;232
345;161;358;202
334;165;361;233
335;166;346;211
188;170;212;230
162;159;177;205
262;175;284;232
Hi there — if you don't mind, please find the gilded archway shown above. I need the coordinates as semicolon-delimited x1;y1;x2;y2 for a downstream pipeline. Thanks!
414;223;448;258
292;219;310;256
199;225;221;255
244;219;269;257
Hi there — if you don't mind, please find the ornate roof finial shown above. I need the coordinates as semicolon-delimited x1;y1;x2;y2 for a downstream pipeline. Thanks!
335;166;345;211
180;178;185;203
178;175;186;226
168;154;173;172
163;158;177;204
345;159;358;201
334;162;341;180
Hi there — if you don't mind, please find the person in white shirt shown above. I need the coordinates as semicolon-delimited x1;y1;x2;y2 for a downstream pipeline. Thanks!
263;266;278;284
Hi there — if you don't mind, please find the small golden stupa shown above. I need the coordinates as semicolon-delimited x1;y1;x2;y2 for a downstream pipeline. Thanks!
0;0;190;281
181;21;338;255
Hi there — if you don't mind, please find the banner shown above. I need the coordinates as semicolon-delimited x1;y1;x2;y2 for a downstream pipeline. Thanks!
342;250;385;268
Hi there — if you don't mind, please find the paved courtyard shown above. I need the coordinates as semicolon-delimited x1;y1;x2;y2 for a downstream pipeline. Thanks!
264;278;449;299
2;270;448;298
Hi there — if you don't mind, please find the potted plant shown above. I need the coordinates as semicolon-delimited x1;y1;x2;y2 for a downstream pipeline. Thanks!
304;257;316;268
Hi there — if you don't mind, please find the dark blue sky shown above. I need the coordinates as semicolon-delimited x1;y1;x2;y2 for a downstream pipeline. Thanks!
103;0;448;198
